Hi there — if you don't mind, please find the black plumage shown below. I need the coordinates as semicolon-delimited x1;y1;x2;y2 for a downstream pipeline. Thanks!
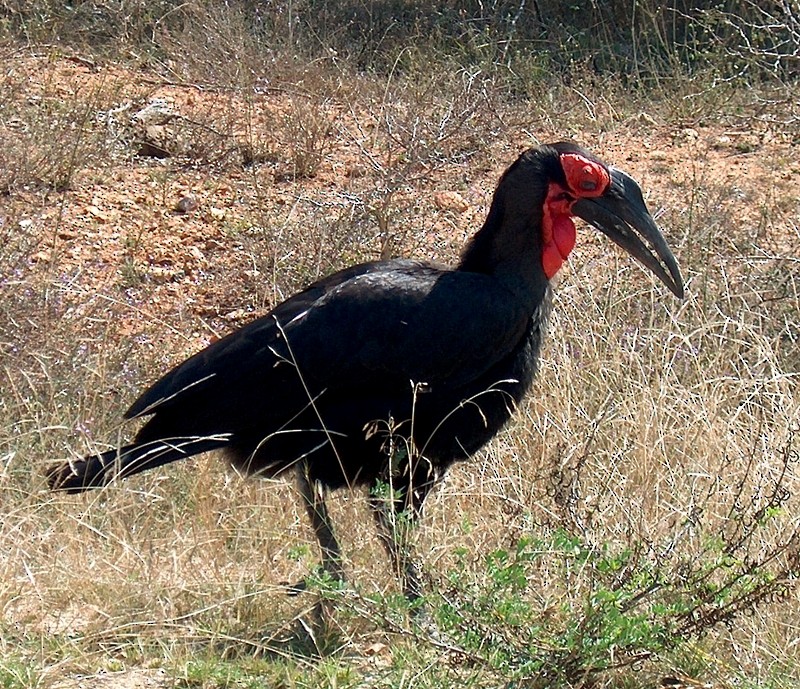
48;142;684;601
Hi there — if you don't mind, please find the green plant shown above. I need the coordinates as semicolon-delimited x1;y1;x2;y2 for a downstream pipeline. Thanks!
0;658;38;689
427;476;800;686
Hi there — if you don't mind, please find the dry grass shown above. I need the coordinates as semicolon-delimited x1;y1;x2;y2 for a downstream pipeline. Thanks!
1;26;799;689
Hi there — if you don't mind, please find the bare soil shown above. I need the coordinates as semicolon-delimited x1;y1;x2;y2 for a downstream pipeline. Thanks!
7;55;799;342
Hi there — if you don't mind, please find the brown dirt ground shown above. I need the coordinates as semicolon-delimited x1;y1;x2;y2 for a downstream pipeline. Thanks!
6;57;799;339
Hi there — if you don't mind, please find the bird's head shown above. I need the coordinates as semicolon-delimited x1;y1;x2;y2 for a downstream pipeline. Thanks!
537;141;684;298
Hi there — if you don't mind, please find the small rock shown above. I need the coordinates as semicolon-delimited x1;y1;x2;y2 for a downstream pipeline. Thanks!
224;308;251;321
711;135;732;150
673;128;699;144
148;265;185;283
137;125;171;158
132;99;176;126
364;641;388;656
175;195;198;213
209;207;226;221
86;205;109;221
31;250;51;263
433;190;469;213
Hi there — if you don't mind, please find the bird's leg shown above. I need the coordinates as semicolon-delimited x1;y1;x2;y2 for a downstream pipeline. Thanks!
291;463;345;594
369;474;434;605
370;495;422;603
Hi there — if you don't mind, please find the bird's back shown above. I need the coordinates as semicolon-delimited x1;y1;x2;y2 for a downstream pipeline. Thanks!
126;258;550;489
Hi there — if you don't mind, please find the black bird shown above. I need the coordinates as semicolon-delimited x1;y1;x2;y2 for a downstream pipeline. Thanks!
48;142;684;601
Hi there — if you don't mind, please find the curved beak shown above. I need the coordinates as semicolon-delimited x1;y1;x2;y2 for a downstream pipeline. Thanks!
572;168;684;299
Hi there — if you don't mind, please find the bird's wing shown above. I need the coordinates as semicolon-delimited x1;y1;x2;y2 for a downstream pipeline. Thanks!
126;261;529;419
284;267;530;391
125;259;401;418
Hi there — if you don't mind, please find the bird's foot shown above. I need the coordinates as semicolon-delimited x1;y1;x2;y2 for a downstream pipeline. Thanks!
284;578;308;596
283;565;346;597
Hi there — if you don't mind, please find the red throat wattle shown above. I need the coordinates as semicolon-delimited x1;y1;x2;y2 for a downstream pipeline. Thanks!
541;185;577;279
541;153;611;279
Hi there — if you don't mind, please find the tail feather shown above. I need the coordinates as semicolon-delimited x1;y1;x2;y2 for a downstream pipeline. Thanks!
47;435;229;493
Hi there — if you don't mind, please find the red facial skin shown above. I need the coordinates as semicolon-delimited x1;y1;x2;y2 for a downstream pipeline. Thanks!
541;153;611;279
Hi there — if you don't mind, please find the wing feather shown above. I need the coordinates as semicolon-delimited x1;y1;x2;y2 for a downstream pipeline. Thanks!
126;260;529;426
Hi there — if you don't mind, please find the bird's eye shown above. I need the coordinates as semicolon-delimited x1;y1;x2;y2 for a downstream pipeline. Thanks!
560;153;610;198
578;168;598;191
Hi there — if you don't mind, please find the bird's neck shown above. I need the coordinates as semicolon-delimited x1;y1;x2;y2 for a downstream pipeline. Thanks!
458;191;550;311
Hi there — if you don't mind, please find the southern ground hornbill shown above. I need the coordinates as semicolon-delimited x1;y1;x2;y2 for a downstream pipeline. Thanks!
48;142;684;602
